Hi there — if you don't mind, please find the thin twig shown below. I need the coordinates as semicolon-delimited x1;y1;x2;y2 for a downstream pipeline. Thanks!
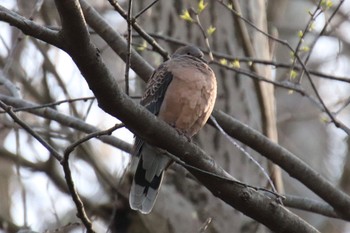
211;60;323;108
190;8;214;60
212;109;350;218
291;1;323;83
107;0;169;59
124;0;133;95
302;0;345;68
218;0;350;135
0;100;63;161
217;0;291;50
64;123;125;156
60;156;94;233
31;39;81;117
61;124;124;233
0;94;132;153
0;5;62;48
134;0;159;19
334;96;350;116
82;96;95;122
0;97;95;113
131;32;350;83
210;116;281;202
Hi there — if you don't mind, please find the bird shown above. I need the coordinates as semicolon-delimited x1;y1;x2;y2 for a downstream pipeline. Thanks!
129;45;217;214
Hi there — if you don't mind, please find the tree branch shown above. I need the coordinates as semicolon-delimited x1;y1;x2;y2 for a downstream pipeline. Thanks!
62;138;98;233
211;110;350;219
0;101;63;161
0;5;62;49
0;94;132;153
106;0;169;59
283;195;340;219
79;0;154;79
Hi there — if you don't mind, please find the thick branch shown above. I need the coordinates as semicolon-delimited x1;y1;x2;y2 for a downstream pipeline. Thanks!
211;110;350;219
284;195;340;219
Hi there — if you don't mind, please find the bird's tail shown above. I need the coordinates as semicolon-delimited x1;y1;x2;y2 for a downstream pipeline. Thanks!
129;145;170;214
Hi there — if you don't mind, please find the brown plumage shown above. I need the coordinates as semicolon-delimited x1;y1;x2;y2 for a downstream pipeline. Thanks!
129;45;217;214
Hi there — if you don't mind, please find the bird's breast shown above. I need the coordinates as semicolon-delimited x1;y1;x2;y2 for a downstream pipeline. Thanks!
158;66;217;137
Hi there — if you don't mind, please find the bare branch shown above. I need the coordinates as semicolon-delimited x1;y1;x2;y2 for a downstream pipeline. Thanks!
0;5;62;48
64;124;125;156
124;0;133;95
0;100;63;161
133;32;350;83
106;0;169;59
283;195;341;219
134;0;159;20
61;151;94;233
0;94;132;153
59;125;125;233
217;0;350;135
211;110;350;219
79;0;154;79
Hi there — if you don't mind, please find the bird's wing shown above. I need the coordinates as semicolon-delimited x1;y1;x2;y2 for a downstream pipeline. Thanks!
141;63;173;115
134;62;173;157
130;63;175;214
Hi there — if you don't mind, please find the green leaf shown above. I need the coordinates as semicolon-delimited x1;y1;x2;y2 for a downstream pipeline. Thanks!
180;10;193;22
289;69;298;79
298;30;304;38
219;58;227;65
231;59;240;68
320;115;329;123
309;22;315;32
301;46;310;52
136;40;147;51
206;26;216;36
198;0;208;13
321;0;333;9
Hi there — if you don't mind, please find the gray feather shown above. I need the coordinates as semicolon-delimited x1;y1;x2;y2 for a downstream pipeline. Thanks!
129;144;171;214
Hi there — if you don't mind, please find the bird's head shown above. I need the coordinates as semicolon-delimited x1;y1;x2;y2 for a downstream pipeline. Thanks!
171;45;207;63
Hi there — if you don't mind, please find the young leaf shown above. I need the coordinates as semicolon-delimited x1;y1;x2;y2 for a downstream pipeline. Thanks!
198;0;208;13
231;59;240;68
136;40;147;52
301;46;310;52
321;0;333;9
219;58;227;65
180;10;193;22
298;30;304;38
207;26;216;36
289;69;298;79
